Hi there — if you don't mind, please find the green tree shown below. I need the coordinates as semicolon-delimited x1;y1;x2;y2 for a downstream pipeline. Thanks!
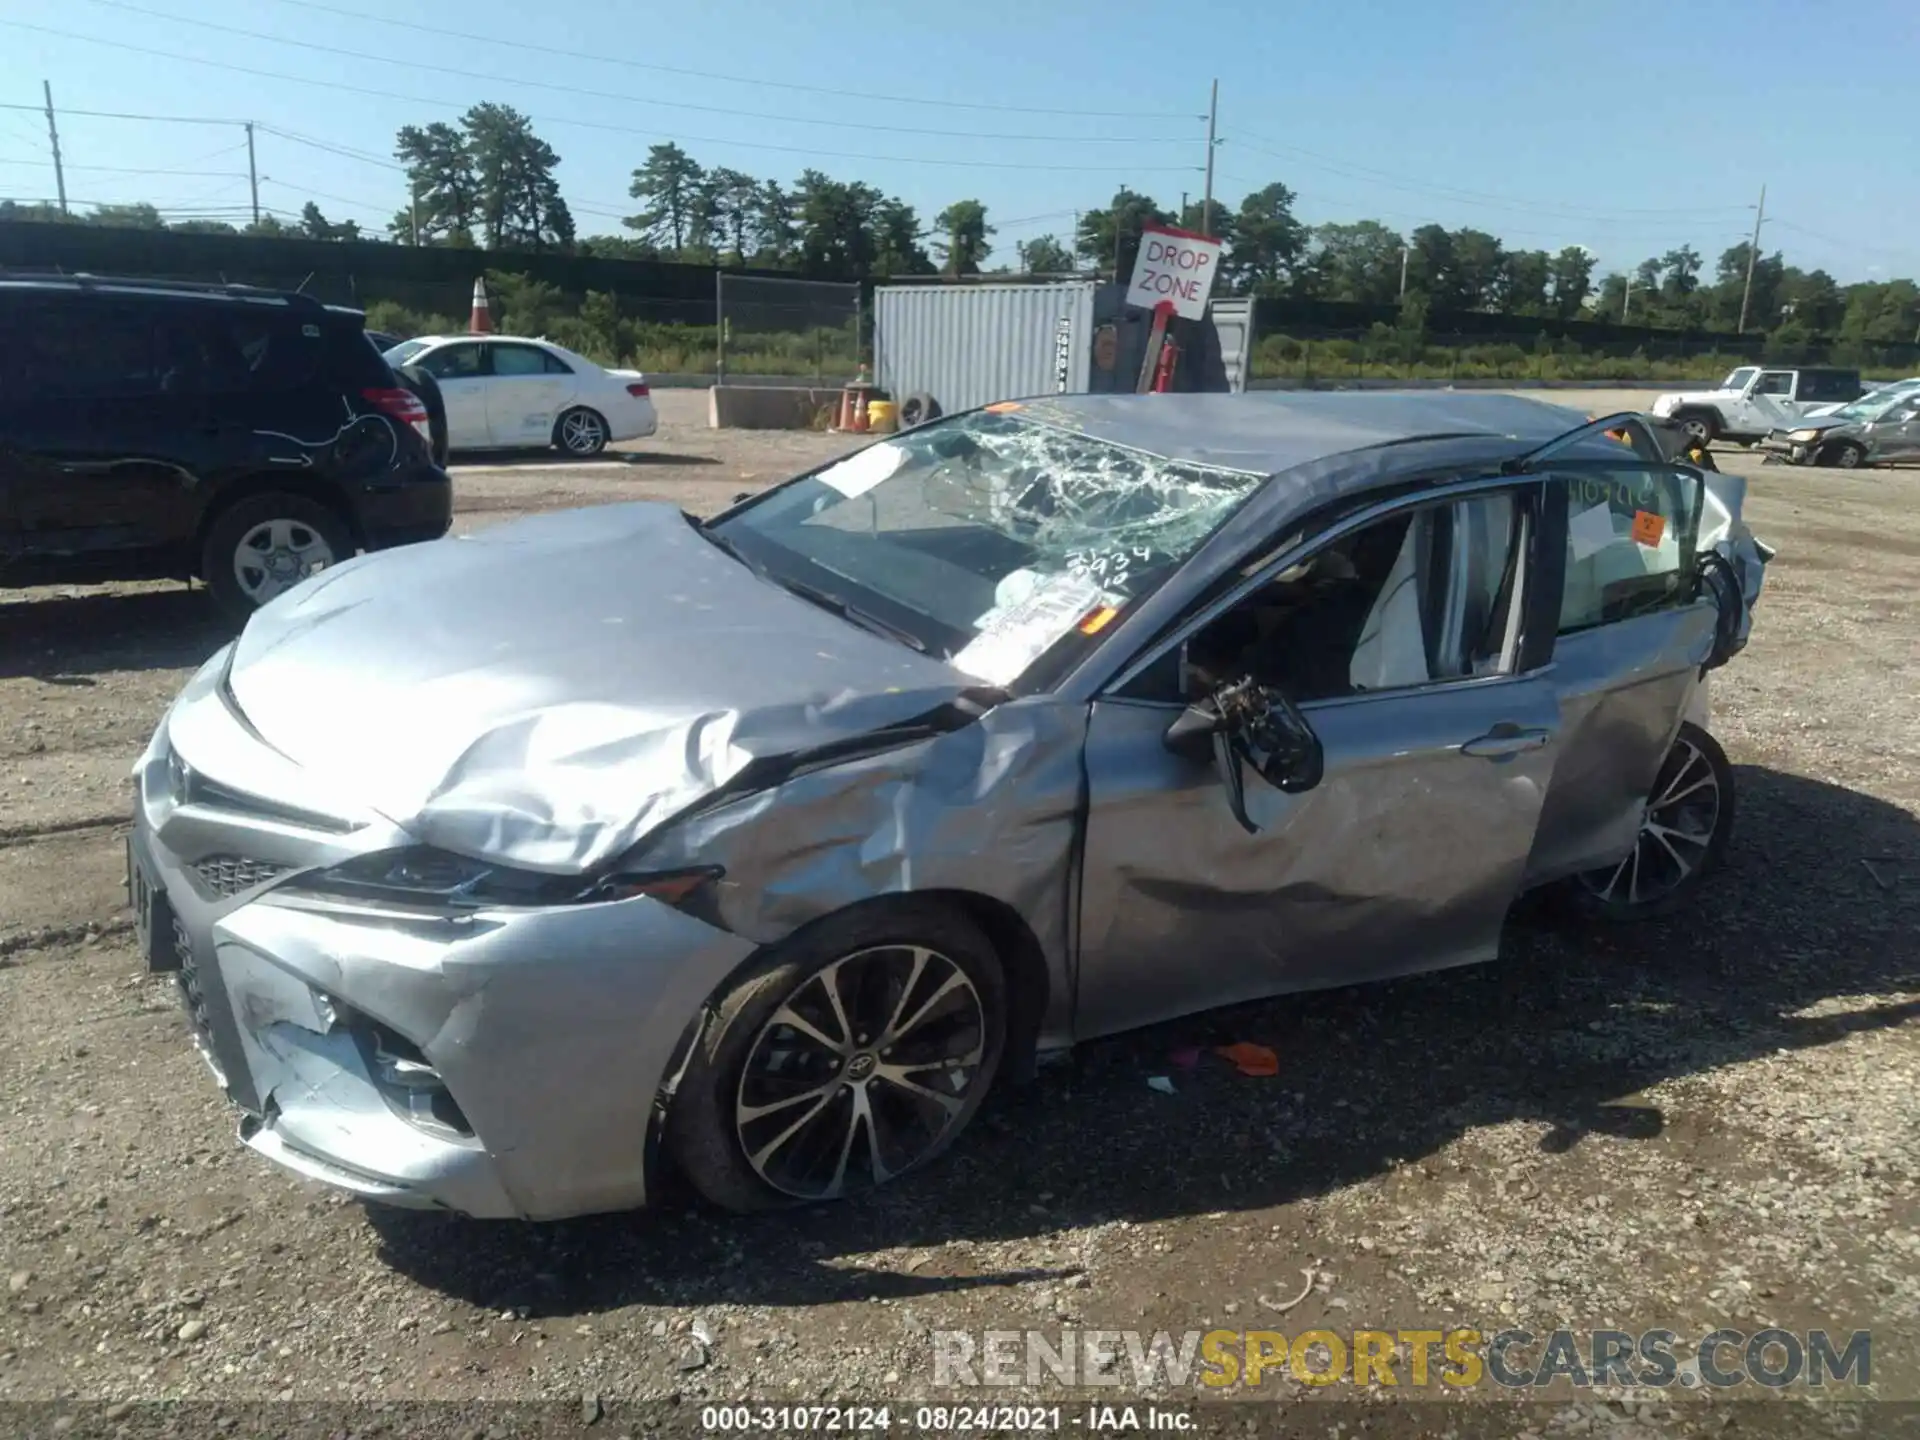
463;103;572;250
1548;246;1596;318
88;202;167;228
933;199;993;276
1223;182;1304;294
706;168;761;265
1450;228;1506;310
754;180;798;266
795;170;877;277
1502;249;1552;316
626;142;705;253
872;196;933;277
1017;234;1074;274
1307;221;1405;304
393;120;477;243
170;219;238;234
299;201;361;242
1075;188;1173;280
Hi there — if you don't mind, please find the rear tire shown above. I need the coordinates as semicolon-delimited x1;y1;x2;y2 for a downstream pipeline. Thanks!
201;492;352;623
1561;722;1735;923
666;900;1006;1213
554;407;610;456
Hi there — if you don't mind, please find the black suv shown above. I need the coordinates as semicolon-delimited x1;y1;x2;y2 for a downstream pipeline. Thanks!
0;273;452;618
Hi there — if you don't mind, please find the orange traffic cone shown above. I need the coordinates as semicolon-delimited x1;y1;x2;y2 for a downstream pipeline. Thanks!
469;276;493;334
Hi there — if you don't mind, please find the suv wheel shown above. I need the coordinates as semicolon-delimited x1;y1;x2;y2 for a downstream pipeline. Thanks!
202;493;352;621
1675;410;1718;446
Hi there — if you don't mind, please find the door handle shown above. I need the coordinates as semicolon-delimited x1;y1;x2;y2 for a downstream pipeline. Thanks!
1462;725;1552;758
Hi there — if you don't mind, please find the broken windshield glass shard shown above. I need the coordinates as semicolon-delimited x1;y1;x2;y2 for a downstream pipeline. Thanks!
817;443;907;499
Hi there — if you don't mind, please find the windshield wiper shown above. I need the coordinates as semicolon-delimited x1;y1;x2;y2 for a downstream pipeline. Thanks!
772;575;928;653
686;510;762;574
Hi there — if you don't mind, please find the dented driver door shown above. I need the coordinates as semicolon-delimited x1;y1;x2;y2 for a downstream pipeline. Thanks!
1072;482;1563;1042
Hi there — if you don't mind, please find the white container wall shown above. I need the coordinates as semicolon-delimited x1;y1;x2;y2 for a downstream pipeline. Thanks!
874;282;1097;416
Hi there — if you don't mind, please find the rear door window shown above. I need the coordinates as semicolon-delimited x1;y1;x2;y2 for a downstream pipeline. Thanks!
190;309;324;395
1554;466;1704;635
1756;371;1794;397
489;343;556;377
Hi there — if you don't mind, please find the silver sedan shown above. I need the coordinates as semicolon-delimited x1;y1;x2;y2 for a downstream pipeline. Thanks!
128;393;1771;1220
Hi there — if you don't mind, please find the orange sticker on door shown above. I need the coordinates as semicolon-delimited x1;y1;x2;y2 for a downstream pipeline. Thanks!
1631;510;1666;547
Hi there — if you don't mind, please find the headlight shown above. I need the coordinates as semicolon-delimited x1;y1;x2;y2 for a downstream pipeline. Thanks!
1788;428;1820;442
286;846;722;910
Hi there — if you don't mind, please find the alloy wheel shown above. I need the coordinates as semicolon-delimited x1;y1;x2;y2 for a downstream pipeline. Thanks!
1576;735;1722;909
560;410;607;454
734;945;987;1201
232;518;336;605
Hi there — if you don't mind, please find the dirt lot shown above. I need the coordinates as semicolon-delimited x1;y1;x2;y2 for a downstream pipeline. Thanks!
2;389;1917;1430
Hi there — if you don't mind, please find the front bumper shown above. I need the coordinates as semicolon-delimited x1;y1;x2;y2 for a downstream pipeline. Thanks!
1758;430;1817;464
129;665;758;1219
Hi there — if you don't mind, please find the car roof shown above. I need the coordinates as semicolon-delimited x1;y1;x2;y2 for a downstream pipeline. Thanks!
1005;389;1595;483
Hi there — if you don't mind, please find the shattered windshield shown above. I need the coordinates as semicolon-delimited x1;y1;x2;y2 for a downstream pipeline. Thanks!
1831;385;1920;423
711;410;1265;686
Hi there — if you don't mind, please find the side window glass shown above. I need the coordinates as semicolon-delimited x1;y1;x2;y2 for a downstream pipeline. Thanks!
489;344;550;377
1757;371;1793;396
1556;467;1702;636
190;312;321;394
542;349;576;375
1179;492;1525;705
27;301;164;401
419;344;483;380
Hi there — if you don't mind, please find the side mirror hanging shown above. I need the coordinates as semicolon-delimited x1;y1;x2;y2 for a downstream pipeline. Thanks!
1162;676;1324;833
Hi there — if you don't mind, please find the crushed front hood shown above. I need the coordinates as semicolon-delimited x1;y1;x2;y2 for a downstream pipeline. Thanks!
224;503;974;872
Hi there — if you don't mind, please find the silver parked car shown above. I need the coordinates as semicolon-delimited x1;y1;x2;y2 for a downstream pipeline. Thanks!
1760;382;1920;468
127;394;1771;1221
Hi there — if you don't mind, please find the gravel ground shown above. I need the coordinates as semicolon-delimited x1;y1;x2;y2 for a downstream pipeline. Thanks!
2;391;1917;1431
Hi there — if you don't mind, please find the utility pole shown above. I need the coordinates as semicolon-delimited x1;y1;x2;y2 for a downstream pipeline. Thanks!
1622;276;1634;323
1737;183;1767;334
410;179;421;246
42;81;67;216
245;122;260;226
1399;246;1410;299
1200;78;1218;236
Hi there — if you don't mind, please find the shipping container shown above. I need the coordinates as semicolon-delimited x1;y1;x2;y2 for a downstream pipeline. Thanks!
875;281;1254;417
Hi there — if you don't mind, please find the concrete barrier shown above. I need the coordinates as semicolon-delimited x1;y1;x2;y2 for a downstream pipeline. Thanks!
708;385;844;430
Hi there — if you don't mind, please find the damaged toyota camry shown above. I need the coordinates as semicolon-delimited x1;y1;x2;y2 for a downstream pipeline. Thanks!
128;392;1772;1221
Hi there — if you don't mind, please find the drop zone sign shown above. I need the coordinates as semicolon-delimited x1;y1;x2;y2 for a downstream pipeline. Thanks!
1125;223;1224;321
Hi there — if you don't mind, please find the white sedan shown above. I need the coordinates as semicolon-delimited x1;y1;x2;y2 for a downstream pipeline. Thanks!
383;335;657;457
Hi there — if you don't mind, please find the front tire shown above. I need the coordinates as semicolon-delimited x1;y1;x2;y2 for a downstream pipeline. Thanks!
554;406;609;456
200;493;351;622
1675;410;1719;447
1564;722;1734;923
1817;440;1865;469
667;901;1006;1213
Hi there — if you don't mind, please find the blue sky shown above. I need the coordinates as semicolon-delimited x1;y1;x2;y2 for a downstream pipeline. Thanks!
1;0;1914;284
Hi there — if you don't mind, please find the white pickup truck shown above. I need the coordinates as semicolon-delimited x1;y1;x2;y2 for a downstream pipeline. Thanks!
1649;365;1864;446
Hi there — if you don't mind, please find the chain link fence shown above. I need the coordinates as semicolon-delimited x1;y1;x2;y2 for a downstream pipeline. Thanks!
716;274;861;385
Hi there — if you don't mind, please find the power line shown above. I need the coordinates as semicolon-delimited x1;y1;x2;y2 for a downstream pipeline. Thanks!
261;0;1200;121
75;0;1200;145
0;157;247;177
0;25;1204;174
0;98;239;126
